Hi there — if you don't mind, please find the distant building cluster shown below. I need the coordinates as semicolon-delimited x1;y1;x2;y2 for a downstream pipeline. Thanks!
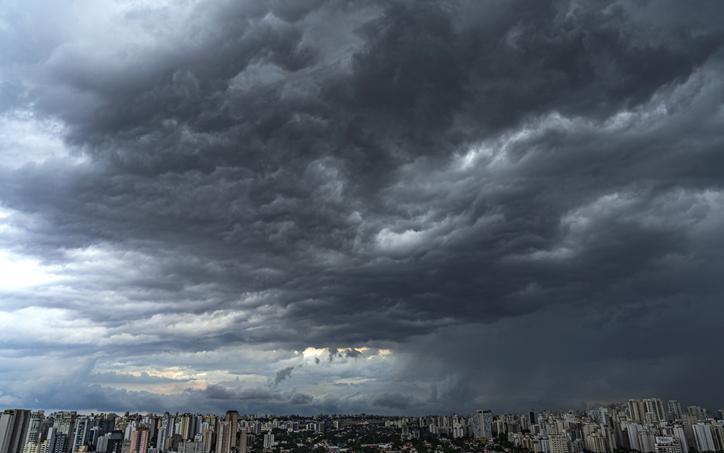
389;399;724;453
0;398;722;453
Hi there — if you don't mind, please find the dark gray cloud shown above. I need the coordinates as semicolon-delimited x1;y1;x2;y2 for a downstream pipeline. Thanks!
273;366;295;386
373;393;412;411
289;393;314;405
1;0;724;413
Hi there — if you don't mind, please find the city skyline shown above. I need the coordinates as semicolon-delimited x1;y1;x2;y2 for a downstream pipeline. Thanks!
1;397;724;453
2;1;724;414
5;397;724;419
3;396;723;418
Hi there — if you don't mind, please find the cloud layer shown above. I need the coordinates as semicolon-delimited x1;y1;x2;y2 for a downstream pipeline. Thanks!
1;0;724;414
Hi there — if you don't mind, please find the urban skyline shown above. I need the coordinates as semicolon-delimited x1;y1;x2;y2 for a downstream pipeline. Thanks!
2;0;724;417
3;397;724;419
4;398;724;420
2;397;724;453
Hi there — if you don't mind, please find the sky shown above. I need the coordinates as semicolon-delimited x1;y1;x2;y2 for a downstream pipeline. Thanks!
1;0;724;416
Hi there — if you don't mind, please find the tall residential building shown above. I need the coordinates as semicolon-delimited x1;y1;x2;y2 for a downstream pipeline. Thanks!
215;421;232;453
123;423;135;443
53;414;76;438
177;416;190;442
129;429;148;453
0;409;31;453
87;428;103;450
97;431;123;453
626;423;644;452
140;418;156;445
155;427;167;453
643;399;666;423
47;428;68;453
24;413;45;448
223;412;238;452
72;418;91;453
638;430;657;453
692;423;716;452
687;407;707;422
237;429;247;453
667;401;683;421
583;432;606;453
628;400;646;424
38;419;53;445
549;433;569;453
710;423;724;452
262;433;274;451
672;426;689;453
471;410;493;439
201;428;214;453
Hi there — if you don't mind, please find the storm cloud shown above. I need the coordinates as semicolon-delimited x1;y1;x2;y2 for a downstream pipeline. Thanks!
1;0;724;414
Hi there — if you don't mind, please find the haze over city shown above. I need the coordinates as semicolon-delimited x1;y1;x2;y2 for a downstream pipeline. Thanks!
1;0;724;419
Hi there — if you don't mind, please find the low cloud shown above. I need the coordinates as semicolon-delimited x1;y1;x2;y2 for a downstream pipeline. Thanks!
273;367;295;387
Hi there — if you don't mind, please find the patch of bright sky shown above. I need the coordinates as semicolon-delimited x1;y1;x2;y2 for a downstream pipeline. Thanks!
0;249;60;291
0;111;86;169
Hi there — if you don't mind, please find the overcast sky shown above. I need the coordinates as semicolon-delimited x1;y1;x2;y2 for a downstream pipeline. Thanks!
1;0;724;415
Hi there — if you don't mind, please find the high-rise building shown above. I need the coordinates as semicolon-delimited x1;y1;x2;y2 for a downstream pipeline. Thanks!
72;418;92;453
24;413;45;449
549;433;569;453
584;432;606;453
471;410;493;439
667;401;683;421
0;409;31;453
129;429;148;453
687;407;707;422
88;428;102;450
52;413;76;453
226;413;237;451
47;428;68;453
672;426;689;453
692;423;715;452
177;417;190;442
102;432;124;453
642;399;666;423
38;419;53;445
215;422;231;453
710;423;724;452
223;412;237;452
155;427;167;453
262;433;274;450
123;422;135;443
201;427;214;453
53;415;76;438
626;423;644;452
237;429;246;453
628;400;645;424
638;430;657;453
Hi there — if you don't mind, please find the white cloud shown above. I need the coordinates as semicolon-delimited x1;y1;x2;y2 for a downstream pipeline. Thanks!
0;112;86;169
0;249;59;291
0;306;106;344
